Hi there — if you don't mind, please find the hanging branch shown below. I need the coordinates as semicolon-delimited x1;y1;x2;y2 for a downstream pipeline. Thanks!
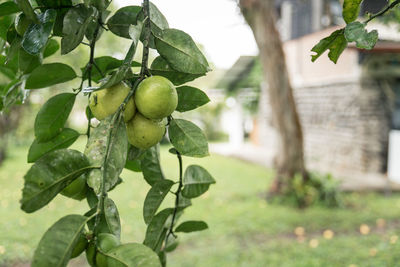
93;0;152;235
165;151;184;245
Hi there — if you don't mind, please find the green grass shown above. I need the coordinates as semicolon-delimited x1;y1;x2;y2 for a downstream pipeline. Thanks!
2;139;400;266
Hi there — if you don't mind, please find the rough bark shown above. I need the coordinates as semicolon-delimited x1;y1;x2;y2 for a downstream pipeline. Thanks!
0;105;23;166
239;0;307;193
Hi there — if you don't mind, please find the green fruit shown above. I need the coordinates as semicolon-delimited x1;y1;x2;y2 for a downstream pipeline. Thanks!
15;13;32;36
86;242;96;267
71;232;88;258
60;174;88;200
89;82;135;122
96;233;120;267
135;76;177;119
126;113;166;149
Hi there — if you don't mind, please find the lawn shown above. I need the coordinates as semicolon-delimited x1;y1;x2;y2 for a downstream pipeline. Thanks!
1;139;400;266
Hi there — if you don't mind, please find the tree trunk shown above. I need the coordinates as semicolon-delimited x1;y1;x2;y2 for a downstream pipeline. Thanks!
239;0;307;194
0;105;23;166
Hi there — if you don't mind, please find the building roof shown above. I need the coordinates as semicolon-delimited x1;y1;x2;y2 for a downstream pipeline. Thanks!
215;56;256;90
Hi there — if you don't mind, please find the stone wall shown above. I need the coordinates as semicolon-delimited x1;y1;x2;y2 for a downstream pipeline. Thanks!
257;78;391;175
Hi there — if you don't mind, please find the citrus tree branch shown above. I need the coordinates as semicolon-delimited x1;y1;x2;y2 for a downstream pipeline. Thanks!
165;151;183;245
140;0;151;77
365;0;400;23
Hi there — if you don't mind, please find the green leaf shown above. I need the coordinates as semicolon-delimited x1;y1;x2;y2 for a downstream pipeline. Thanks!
342;0;362;24
21;149;92;213
106;243;161;267
39;0;72;36
176;86;210;112
311;29;348;64
84;0;111;11
81;56;123;83
43;39;59;58
182;165;215;198
138;2;169;48
99;35;141;89
32;215;89;267
107;6;141;39
141;145;165;186
143;179;174;224
28;128;80;163
19;47;42;74
175;220;208;233
34;93;76;142
26;63;77;89
344;21;378;50
0;2;20;17
168;119;209;158
150;56;202;86
104;197;121;238
143;208;173;251
85;116;128;194
14;0;39;23
61;4;95;54
85;10;108;42
21;9;56;55
125;159;141;172
155;29;209;74
0;15;13;40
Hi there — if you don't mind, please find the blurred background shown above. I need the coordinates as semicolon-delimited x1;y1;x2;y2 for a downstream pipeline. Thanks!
3;0;400;266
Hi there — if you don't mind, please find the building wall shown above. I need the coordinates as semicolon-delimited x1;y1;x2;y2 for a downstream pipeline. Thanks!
256;27;393;176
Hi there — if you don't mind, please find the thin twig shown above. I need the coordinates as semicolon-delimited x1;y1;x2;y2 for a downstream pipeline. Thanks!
165;151;183;244
365;0;400;23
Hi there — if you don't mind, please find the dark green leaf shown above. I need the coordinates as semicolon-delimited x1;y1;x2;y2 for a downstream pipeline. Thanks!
125;159;141;172
19;47;42;74
0;16;13;41
25;63;77;89
150;56;202;86
0;2;20;17
176;86;210;112
99;36;140;89
32;215;89;267
177;193;192;209
21;149;92;213
143;179;174;224
107;6;141;39
182;165;215;198
168;119;209;157
40;0;73;36
43;39;59;58
175;220;208;233
342;0;362;24
164;235;178;252
22;9;56;55
34;93;76;142
85;116;128;194
104;197;121;238
141;145;165;186
138;2;169;48
344;21;378;50
84;0;111;11
311;29;347;64
106;243;161;267
81;56;123;83
61;4;95;54
28;128;80;163
143;208;173;251
14;0;39;23
155;29;209;74
85;10;108;42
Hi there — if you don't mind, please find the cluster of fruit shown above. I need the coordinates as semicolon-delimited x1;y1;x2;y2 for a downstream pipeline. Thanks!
89;76;177;149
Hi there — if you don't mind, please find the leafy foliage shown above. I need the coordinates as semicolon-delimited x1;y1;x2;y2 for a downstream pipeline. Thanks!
311;0;395;63
1;0;214;266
